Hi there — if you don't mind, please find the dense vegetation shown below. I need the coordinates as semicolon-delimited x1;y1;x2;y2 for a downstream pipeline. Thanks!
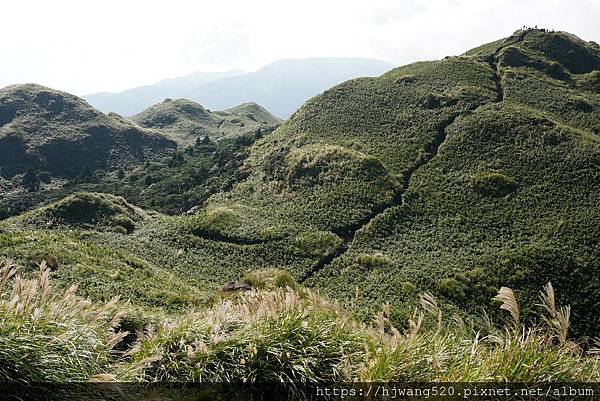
203;28;600;337
1;261;599;399
0;84;176;180
0;102;278;217
1;28;600;391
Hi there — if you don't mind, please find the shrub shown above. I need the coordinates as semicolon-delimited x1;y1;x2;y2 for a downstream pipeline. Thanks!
119;283;600;387
2;261;599;389
568;95;593;112
284;145;390;188
242;269;299;291
190;207;241;240
421;93;442;109
438;277;465;300
355;253;393;269
112;225;128;235
470;172;518;197
189;205;285;244
39;192;143;229
293;230;342;258
113;215;136;234
360;155;387;177
43;254;59;270
577;70;600;93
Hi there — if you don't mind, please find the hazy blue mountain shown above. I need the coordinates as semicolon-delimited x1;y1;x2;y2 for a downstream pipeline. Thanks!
84;70;244;117
84;58;395;118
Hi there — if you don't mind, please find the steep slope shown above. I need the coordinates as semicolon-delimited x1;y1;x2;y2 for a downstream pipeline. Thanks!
131;98;280;146
0;84;176;181
304;29;600;336
197;29;600;336
199;54;497;243
84;58;396;117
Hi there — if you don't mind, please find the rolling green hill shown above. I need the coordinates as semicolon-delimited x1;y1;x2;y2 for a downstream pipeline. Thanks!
1;28;600;341
0;90;280;218
189;28;600;336
0;84;176;179
131;98;281;146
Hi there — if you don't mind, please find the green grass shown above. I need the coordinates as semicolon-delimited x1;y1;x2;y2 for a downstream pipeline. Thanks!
309;103;600;336
2;28;600;379
2;264;599;397
0;260;123;382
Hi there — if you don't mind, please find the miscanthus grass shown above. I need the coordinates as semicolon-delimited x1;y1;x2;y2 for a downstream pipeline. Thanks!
118;282;368;385
0;260;125;382
1;262;598;387
362;286;600;382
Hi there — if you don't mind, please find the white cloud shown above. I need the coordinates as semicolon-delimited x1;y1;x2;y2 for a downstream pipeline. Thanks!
1;0;599;94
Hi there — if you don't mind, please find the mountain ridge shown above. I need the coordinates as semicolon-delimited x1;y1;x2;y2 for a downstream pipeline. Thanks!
0;84;281;217
84;57;396;117
0;83;176;179
83;70;245;117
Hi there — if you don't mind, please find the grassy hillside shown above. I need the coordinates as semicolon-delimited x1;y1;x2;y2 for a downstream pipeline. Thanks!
132;98;281;146
0;84;178;221
2;30;600;394
0;132;275;219
0;85;281;218
302;30;600;336
1;28;599;347
188;29;600;337
0;189;319;310
0;84;176;179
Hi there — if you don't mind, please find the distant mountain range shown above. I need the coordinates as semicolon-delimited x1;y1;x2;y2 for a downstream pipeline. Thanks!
84;58;395;117
83;70;243;118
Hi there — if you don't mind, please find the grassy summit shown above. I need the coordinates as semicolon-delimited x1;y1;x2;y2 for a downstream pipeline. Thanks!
132;98;281;146
0;84;176;179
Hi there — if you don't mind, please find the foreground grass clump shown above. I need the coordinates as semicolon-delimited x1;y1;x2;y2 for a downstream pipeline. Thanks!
2;264;599;393
119;286;367;384
118;271;600;387
0;260;125;382
361;288;600;382
242;268;300;291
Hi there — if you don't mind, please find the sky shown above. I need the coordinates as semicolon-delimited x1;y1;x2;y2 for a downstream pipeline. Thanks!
1;0;599;95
